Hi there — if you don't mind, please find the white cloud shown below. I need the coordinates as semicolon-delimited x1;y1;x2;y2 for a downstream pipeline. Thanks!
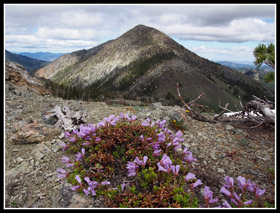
190;45;255;61
5;34;97;53
59;10;103;28
35;27;103;41
4;4;276;57
159;17;275;43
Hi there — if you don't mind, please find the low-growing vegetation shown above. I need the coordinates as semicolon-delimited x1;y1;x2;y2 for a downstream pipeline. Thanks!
57;113;270;208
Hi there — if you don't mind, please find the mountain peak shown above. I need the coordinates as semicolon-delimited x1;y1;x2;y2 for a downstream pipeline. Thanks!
121;24;161;39
132;24;154;31
35;25;274;109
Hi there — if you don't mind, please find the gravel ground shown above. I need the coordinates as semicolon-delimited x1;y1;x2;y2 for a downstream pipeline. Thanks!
5;83;275;208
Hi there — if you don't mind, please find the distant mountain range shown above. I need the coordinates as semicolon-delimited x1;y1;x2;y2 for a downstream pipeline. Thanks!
5;50;49;74
215;61;274;72
34;25;274;111
216;60;275;92
18;52;66;62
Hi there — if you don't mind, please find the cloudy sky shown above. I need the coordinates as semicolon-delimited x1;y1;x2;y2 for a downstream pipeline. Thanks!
4;4;276;63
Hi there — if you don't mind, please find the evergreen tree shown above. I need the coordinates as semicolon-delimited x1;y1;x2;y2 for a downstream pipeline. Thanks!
253;43;275;69
253;43;275;83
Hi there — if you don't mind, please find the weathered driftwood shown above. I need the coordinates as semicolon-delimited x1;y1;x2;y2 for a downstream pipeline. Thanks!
44;105;87;131
176;82;275;128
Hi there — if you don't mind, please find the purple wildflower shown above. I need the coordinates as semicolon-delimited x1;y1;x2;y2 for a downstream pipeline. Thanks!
97;120;106;128
157;154;173;173
222;200;232;208
157;132;166;143
153;149;162;157
84;177;98;196
243;200;253;206
60;142;68;151
192;179;203;189
233;192;241;202
134;156;148;167
255;185;266;199
62;156;74;167
175;130;183;138
157;163;169;173
151;141;160;150
84;177;98;188
131;115;137;121
121;183;126;192
237;176;252;191
64;132;70;138
75;175;81;183
171;165;180;176
173;144;182;151
125;114;137;122
95;137;102;142
183;147;192;155
160;154;172;166
101;180;111;186
141;120;149;127
77;129;86;138
119;112;124;119
62;156;71;163
184;172;196;182
82;141;91;146
204;186;219;205
69;136;77;143
236;176;246;190
184;152;197;163
78;124;92;137
88;123;96;133
232;192;253;207
156;120;166;129
230;198;239;206
126;161;139;177
168;131;184;149
224;176;234;189
220;186;232;197
83;135;91;141
104;115;118;126
72;175;83;191
76;148;85;161
57;168;68;179
83;189;90;196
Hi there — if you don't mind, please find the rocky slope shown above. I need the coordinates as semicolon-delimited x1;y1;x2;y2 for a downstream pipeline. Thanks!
5;70;275;208
34;25;274;111
5;61;50;96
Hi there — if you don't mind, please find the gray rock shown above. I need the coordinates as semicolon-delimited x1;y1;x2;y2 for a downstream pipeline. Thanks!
210;153;218;160
225;124;234;131
57;182;74;208
149;102;162;110
217;168;225;173
16;157;24;163
13;89;22;96
167;107;187;123
43;116;58;126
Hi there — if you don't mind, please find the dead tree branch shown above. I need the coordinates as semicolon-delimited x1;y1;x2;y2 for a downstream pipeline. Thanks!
176;83;275;128
43;105;88;131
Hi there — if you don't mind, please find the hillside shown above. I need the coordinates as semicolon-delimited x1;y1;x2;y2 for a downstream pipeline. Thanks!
35;25;274;111
5;50;49;74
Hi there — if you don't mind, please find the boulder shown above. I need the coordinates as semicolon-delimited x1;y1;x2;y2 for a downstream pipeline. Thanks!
10;120;60;144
